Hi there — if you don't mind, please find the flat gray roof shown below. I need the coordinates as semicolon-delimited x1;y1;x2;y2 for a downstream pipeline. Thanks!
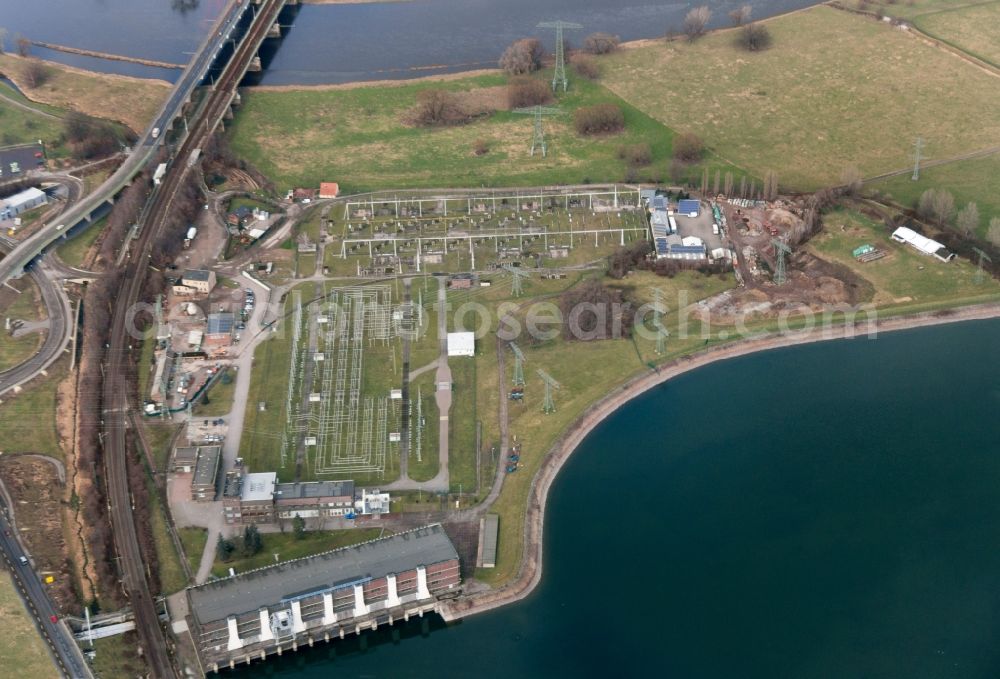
480;514;498;568
192;446;221;486
182;269;212;281
274;480;354;500
188;524;458;624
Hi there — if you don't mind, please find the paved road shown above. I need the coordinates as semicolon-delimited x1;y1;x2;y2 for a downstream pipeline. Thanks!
0;0;249;289
0;501;94;678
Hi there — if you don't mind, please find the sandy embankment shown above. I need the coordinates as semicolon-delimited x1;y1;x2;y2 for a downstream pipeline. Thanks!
440;302;1000;622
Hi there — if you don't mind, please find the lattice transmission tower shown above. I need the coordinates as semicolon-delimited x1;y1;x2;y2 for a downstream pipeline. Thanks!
771;238;791;285
537;369;561;414
509;342;526;386
537;20;582;91
513;106;561;157
973;247;992;285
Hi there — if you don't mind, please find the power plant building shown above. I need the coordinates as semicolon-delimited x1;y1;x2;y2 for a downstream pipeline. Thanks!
186;524;461;670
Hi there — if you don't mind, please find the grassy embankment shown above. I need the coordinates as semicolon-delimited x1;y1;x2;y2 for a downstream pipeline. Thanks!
599;5;1000;192
0;573;59;679
0;81;66;154
228;72;744;193
55;216;106;269
0;53;169;132
0;358;67;459
179;527;209;574
212;528;386;578
0;276;47;373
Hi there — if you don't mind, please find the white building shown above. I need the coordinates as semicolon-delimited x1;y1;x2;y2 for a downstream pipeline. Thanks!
891;226;954;262
0;187;47;220
447;331;475;357
355;489;391;517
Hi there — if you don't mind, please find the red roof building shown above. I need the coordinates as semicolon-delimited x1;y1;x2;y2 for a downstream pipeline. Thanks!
319;182;340;199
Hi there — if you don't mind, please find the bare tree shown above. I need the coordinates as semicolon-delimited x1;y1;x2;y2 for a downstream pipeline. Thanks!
739;175;747;198
583;32;620;54
409;89;469;127
763;169;778;201
729;4;752;26
713;169;721;195
918;188;955;226
987;217;1000;247
724;171;734;196
0;28;7;55
700;167;709;194
956;202;980;236
840;165;863;195
499;38;545;75
683;6;713;39
22;60;49;89
738;22;772;51
16;35;29;57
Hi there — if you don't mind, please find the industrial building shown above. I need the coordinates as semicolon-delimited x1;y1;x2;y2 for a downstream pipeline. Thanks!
205;313;236;347
0;186;47;220
190;446;222;502
223;471;391;525
186;524;461;670
179;269;217;294
891;226;954;262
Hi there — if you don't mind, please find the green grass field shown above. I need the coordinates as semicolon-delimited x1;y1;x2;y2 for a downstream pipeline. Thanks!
0;83;66;155
212;528;385;578
0;358;66;458
147;476;187;594
0;277;46;373
600;5;1000;190
229;73;743;193
808;209;1000;307
0;573;59;679
869;153;1000;237
192;368;237;417
910;1;1000;65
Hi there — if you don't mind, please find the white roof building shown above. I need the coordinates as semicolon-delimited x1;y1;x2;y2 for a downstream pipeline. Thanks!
1;186;47;220
447;331;475;357
891;226;954;262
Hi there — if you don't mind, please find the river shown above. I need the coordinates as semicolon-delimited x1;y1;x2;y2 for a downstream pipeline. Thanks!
0;0;822;85
220;318;1000;678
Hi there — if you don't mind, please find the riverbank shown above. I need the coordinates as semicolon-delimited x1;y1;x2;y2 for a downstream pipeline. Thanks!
440;300;1000;622
0;54;169;132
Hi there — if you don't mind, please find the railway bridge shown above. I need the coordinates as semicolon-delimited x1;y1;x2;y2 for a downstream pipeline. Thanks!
0;0;297;289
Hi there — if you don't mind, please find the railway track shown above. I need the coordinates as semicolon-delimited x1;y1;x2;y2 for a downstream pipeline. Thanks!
99;2;286;676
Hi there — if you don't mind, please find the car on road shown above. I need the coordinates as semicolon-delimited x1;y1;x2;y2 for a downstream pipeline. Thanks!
49;615;58;623
19;556;28;565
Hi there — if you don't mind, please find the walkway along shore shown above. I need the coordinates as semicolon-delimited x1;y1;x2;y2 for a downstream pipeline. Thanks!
438;301;1000;622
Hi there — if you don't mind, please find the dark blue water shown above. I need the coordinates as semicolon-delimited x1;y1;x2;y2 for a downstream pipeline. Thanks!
0;0;822;85
225;318;1000;678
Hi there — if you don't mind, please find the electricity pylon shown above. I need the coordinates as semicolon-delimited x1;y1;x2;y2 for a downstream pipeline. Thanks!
652;288;668;354
513;106;561;157
912;137;924;181
537;20;583;91
771;238;791;285
536;369;561;413
972;247;992;285
509;342;526;386
503;264;530;297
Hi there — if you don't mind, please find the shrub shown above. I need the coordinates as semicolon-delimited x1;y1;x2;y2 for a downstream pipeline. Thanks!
499;38;545;75
583;32;620;54
506;77;552;109
572;54;600;80
472;138;490;156
683;6;712;39
618;143;652;167
22;60;50;89
573;103;625;135
738;23;772;51
672;131;704;162
409;89;470;127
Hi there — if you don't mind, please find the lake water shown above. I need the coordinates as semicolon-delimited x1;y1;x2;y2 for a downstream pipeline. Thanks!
0;0;822;85
222;318;1000;678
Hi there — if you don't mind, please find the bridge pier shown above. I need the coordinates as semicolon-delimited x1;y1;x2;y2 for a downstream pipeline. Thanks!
267;22;281;38
248;55;262;72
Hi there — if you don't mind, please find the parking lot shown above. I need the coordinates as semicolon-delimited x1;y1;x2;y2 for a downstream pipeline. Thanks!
0;143;45;181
